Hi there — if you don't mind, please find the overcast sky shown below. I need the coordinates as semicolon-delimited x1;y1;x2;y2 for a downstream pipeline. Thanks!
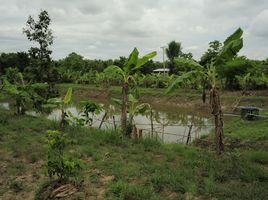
0;0;267;61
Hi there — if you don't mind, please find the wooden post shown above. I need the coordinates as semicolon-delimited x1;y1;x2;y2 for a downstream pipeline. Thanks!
138;129;143;138
186;124;193;145
99;111;108;129
132;125;138;138
112;116;117;130
150;109;154;137
162;125;164;142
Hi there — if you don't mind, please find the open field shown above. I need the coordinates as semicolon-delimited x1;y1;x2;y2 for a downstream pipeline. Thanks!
0;107;267;199
57;83;268;110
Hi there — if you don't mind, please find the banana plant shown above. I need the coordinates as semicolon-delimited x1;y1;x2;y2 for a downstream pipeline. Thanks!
1;72;48;114
235;73;251;94
46;88;73;129
104;48;156;136
166;28;244;154
112;94;152;136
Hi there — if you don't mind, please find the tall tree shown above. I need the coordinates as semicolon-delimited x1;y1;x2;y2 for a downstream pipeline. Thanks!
166;41;182;74
23;10;53;82
59;52;85;72
200;40;222;66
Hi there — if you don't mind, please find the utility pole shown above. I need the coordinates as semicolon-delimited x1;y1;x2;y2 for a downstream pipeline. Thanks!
160;46;167;75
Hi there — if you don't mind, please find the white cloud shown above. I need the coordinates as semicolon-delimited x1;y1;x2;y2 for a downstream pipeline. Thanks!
0;0;267;60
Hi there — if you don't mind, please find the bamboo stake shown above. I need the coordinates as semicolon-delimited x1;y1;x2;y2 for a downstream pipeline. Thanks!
186;124;193;145
99;111;108;129
112;116;117;130
150;109;154;137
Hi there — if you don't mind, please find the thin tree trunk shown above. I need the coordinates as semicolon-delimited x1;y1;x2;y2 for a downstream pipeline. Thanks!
121;82;128;135
210;87;224;154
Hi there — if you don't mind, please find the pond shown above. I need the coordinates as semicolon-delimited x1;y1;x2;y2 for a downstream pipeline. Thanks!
0;100;213;143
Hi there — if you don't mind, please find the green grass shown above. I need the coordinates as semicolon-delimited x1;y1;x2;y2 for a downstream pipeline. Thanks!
0;108;267;199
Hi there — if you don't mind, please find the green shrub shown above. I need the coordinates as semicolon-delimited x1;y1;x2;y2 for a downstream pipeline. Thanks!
44;130;82;181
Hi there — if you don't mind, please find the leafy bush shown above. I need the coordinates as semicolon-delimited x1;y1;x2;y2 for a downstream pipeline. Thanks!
44;130;82;181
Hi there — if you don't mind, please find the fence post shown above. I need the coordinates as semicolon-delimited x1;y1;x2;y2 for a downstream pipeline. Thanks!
150;109;154;137
99;111;108;129
186;124;193;145
112;115;116;130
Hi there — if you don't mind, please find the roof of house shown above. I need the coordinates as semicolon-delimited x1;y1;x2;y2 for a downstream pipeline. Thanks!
153;68;170;72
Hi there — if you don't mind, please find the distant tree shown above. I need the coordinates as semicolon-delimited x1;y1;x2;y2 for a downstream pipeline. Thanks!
166;41;182;74
139;60;158;74
17;52;30;72
59;52;85;72
0;52;29;74
181;52;193;60
113;57;127;68
23;10;53;82
219;57;251;89
200;40;222;66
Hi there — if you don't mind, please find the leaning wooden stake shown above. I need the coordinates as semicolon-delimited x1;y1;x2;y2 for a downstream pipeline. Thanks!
112;116;117;130
210;87;224;154
186;124;193;145
99;111;108;129
150;109;154;137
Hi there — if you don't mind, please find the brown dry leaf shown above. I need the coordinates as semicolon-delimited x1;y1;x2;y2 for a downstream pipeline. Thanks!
50;183;77;198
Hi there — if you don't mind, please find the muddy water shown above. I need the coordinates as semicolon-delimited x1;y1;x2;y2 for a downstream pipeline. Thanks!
47;100;213;143
0;101;213;143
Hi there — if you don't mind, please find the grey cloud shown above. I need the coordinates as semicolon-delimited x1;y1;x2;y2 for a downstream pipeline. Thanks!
0;0;267;61
248;9;268;38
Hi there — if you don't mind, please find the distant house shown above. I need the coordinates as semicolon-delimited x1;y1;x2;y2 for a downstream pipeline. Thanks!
153;68;170;74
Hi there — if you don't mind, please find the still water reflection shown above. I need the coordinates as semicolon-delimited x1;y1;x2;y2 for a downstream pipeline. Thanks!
47;103;212;143
0;101;212;143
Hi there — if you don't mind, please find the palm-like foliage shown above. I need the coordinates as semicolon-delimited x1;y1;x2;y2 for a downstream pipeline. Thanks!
166;28;244;154
166;41;182;62
46;88;73;129
1;72;47;114
166;41;182;74
104;48;156;135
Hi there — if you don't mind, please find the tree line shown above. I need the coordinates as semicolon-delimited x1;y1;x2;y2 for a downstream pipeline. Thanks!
0;10;268;91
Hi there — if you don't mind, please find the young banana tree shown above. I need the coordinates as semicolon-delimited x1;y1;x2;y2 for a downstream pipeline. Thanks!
46;88;73;129
128;94;152;133
104;48;156;136
113;94;152;136
1;73;48;114
167;28;244;154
